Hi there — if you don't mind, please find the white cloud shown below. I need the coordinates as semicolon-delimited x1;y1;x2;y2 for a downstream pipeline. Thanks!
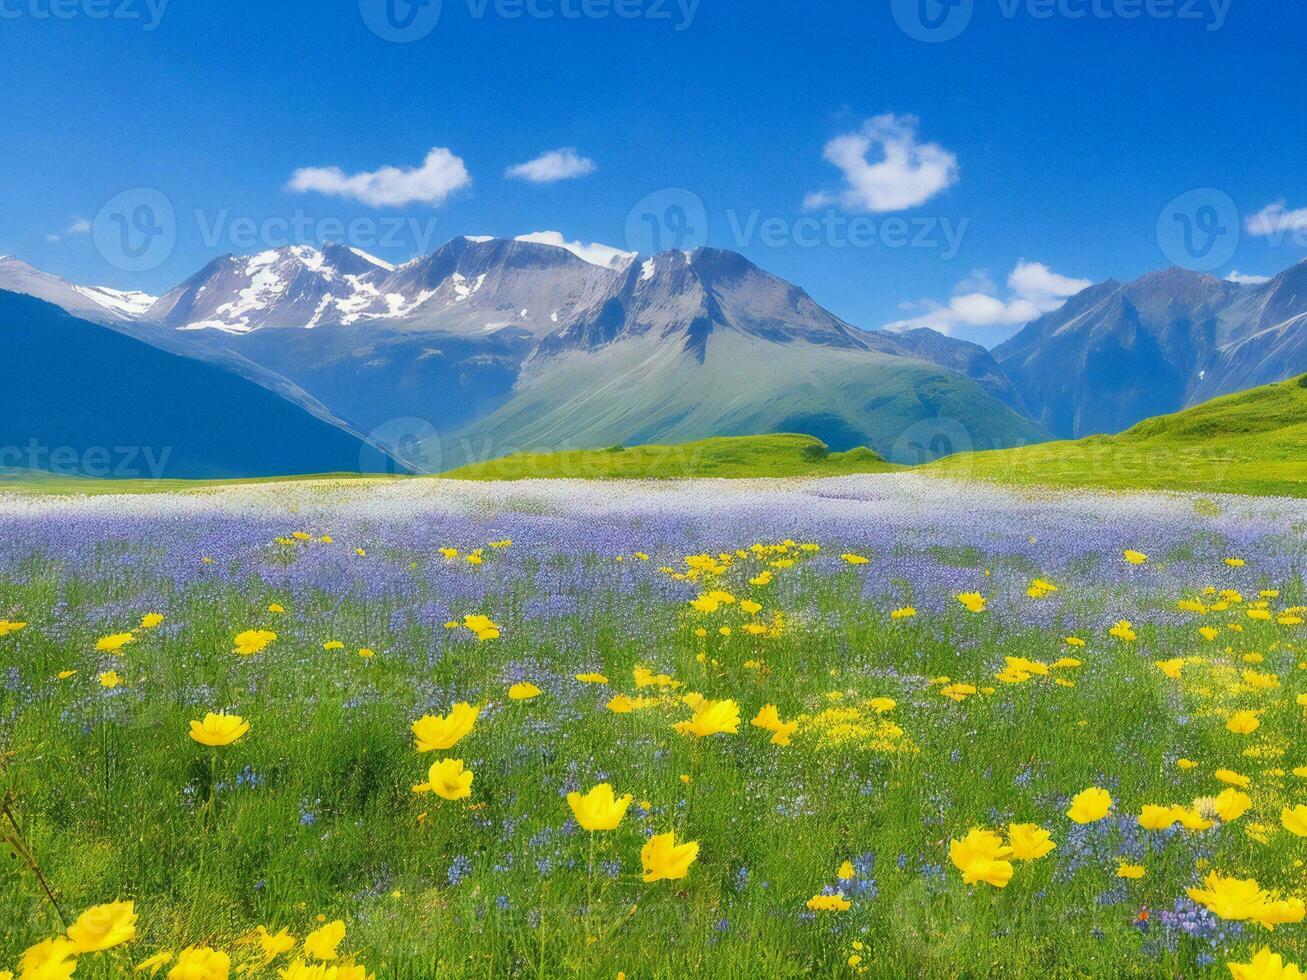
1226;270;1271;285
1244;200;1307;237
286;147;471;207
505;148;596;184
67;217;91;235
804;114;959;213
885;260;1092;340
515;231;635;269
45;233;60;242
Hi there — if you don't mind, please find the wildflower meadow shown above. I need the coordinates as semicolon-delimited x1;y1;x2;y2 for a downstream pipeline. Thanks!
0;475;1303;978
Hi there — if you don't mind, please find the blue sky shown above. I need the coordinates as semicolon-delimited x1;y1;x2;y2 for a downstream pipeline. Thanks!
1;0;1304;344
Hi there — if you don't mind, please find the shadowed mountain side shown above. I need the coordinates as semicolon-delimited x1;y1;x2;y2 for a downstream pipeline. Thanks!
0;291;398;479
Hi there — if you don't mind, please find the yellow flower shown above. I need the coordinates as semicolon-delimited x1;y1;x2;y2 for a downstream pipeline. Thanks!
1006;823;1056;861
769;721;799;746
164;946;230;980
1177;758;1199;770
567;783;633;831
411;703;479;753
357;649;374;658
939;683;977;702
267;604;285;615
96;632;135;654
868;697;896;714
1155;658;1185;679
1109;621;1137;642
508;682;542;701
0;619;28;637
640;831;700;882
66;899;136;952
232;629;276;656
1227;710;1261;735
56;670;76;680
413;759;474;801
806;893;851;911
1187;873;1271;921
672;698;740;737
1172;805;1215;831
1117;863;1146;879
837;860;856;880
188;713;250;747
1225;557;1246;567
840;554;869;565
606;694;637;713
575;673;608;684
1138;804;1180;831
890;607;917;619
751;704;783;731
1281;805;1307;837
1214;788;1253;822
19;938;78;980
139;613;164;630
1067;787;1113;824
134;950;173;975
1123;549;1148;564
462;614;500;641
1216;769;1252;788
1226;947;1304;980
1064;636;1086;647
949;828;1014;888
253;926;295;962
99;671;123;689
955;592;987;613
302;920;346;960
322;641;344;651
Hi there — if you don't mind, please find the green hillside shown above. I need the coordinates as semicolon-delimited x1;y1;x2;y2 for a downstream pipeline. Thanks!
441;330;1048;469
925;374;1307;497
443;433;897;480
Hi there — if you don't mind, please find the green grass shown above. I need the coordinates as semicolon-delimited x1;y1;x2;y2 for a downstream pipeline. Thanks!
442;433;899;480
926;374;1307;497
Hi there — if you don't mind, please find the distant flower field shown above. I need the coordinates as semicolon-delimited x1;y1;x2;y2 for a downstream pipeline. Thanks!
0;475;1304;978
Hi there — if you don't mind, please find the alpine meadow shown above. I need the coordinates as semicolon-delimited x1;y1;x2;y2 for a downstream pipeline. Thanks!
2;2;1307;978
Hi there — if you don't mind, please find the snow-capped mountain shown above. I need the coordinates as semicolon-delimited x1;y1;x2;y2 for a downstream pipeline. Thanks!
147;243;396;333
0;238;1049;470
994;259;1307;438
0;255;157;325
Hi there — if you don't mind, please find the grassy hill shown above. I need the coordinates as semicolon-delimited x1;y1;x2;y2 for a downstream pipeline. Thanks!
925;374;1307;497
443;433;898;480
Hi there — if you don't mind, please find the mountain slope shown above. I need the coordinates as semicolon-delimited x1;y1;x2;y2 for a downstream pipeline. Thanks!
0;255;157;325
98;240;1044;468
0;291;397;479
995;262;1307;438
453;327;1046;468
926;374;1307;497
443;433;896;480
